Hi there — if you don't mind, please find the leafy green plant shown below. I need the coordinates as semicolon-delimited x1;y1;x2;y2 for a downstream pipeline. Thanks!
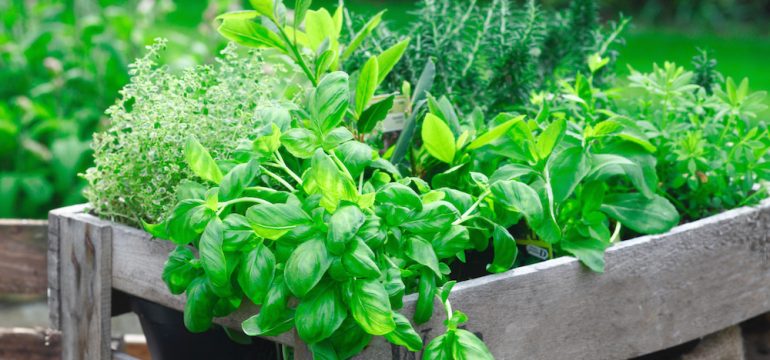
84;41;282;225
625;61;770;220
145;69;498;358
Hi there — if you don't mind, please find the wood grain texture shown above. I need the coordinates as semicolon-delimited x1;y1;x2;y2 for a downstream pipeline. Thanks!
57;209;113;360
0;219;48;296
51;202;770;359
0;327;61;360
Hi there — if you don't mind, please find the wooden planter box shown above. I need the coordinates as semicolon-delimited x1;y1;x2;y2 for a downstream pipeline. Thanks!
47;201;770;359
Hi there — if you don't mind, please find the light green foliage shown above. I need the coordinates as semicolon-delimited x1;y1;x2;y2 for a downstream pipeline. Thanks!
624;61;770;220
84;42;281;225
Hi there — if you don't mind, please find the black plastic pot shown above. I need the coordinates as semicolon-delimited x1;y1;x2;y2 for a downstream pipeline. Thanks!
127;294;280;360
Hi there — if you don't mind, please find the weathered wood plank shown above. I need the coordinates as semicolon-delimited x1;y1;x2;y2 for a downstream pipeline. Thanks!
0;327;61;360
357;201;770;359
0;219;48;296
52;202;770;359
57;209;113;359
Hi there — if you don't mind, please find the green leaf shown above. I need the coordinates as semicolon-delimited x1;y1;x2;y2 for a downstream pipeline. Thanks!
253;123;282;159
467;115;524;150
536;118;566;159
281;127;319;158
487;225;518;273
548;146;590;202
375;183;422;225
401;201;458;234
162;246;199;295
414;269;435;324
321;127;354;151
601;194;680;234
249;0;275;19
327;204;366;255
560;236;608;272
422;113;456;163
342;11;385;60
222;214;257;252
453;329;495;360
376;38;409;84
237;243;275;305
423;333;452;360
294;0;313;25
176;180;207;201
185;136;224;184
334;141;374;178
349;279;396;335
356;57;379;115
285;238;332;297
309;340;340;360
491;180;544;226
328;316;373;359
303;149;359;212
167;200;215;245
432;225;471;259
216;11;285;51
406;237;441;277
242;274;294;336
489;164;535;184
342;238;381;278
219;160;260;201
142;220;169;240
296;282;347;343
246;203;311;240
305;8;340;52
384;312;423;351
199;218;231;297
310;72;350;134
184;277;216;333
358;95;395;134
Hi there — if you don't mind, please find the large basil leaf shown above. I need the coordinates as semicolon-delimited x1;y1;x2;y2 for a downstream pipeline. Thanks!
560;235;608;273
406;236;441;277
222;214;256;252
219;159;260;201
245;203;311;240
281;128;320;159
348;278;396;335
309;72;349;134
548;146;590;202
328;316;373;359
285;238;332;297
491;180;544;226
184;277;216;333
422;113;456;163
237;243;275;305
414;269;435;324
431;225;471;259
600;193;680;234
295;282;347;343
358;95;394;134
375;183;422;225
184;136;223;184
303;150;359;212
334;141;374;178
423;333;452;360
242;274;294;336
535;118;566;159
355;56;379;115
384;312;423;352
453;329;495;359
199;218;231;297
342;238;381;278
167;199;215;245
400;201;458;234
327;204;365;255
216;11;286;51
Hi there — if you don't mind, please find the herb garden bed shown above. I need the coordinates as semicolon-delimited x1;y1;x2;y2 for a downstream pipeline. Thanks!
48;201;770;359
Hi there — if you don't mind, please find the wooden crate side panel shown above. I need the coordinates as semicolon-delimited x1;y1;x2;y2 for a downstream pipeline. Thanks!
356;202;770;359
0;219;48;296
0;328;61;360
58;211;113;360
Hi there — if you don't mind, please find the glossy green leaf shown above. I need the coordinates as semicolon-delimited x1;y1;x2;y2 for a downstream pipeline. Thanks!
303;149;359;212
422;113;456;163
216;11;285;51
487;225;518;273
219;160;260;201
384;312;423;351
548;146;590;202
453;329;495;359
327;204;366;254
237;243;275;305
167;199;215;245
535;118;566;159
601;193;680;234
467;115;524;150
401;201;458;234
328;316;373;359
334;141;374;178
246;203;311;240
414;269;435;324
162;246;199;295
321;127;354;151
406;236;441;277
296;282;347;343
358;95;394;134
349;278;396;335
342;238;381;278
423;333;452;360
285;238;332;297
376;38;409;84
432;225;471;259
491;180;544;226
281;127;319;159
294;0;313;26
185;136;223;184
342;11;384;60
241;274;294;336
199;218;231;297
309;72;349;134
560;235;608;272
356;57;379;115
184;277;216;333
249;0;275;19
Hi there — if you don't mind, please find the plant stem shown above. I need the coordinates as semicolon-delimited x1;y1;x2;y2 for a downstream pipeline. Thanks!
272;152;304;185
329;150;354;181
273;23;318;87
453;189;491;225
260;166;296;192
217;197;270;215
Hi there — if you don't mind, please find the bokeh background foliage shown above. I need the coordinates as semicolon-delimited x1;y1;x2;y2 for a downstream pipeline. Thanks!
1;0;769;218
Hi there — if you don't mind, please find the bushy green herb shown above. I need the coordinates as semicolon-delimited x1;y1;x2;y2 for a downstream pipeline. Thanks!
625;61;769;220
85;41;282;225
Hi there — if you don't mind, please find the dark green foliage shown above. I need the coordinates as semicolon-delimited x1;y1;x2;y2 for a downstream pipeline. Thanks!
692;49;724;94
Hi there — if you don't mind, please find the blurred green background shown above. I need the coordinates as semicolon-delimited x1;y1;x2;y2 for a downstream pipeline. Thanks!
1;0;769;219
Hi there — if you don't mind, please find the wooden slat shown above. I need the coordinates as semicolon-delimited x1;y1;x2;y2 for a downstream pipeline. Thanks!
56;209;113;359
52;202;770;359
0;219;48;296
0;327;61;360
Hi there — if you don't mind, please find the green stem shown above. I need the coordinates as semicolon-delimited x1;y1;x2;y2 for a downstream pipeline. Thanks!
453;189;491;225
217;197;270;215
274;23;318;87
268;153;304;185
329;150;354;181
260;166;296;192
